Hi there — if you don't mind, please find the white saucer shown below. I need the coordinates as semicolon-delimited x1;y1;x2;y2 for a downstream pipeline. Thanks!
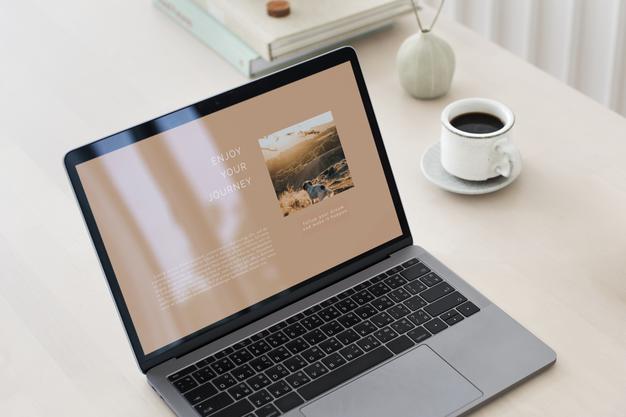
420;142;522;195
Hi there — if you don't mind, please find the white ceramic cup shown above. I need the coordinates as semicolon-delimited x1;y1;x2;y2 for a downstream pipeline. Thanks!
440;98;521;181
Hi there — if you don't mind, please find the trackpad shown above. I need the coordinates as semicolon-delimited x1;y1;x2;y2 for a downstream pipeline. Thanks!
301;345;482;417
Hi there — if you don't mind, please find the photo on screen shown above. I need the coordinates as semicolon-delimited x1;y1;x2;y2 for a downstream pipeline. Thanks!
258;111;355;217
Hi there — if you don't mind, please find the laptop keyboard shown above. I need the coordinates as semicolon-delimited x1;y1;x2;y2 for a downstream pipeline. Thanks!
167;258;480;417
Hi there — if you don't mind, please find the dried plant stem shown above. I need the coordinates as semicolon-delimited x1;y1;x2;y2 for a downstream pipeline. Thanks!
411;0;446;33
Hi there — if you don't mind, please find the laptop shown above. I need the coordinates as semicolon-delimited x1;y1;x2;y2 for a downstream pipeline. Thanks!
64;47;555;417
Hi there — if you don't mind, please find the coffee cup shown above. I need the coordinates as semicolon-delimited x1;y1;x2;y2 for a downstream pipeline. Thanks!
440;98;521;181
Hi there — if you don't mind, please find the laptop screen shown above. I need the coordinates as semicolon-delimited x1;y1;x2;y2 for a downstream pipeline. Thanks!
76;62;403;354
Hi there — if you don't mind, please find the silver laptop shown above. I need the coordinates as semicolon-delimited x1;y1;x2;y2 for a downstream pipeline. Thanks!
64;47;555;417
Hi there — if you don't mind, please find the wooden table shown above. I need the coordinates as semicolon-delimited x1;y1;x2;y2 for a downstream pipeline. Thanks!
1;2;625;416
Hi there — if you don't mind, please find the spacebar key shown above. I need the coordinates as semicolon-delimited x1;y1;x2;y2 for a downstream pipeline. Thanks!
298;346;393;401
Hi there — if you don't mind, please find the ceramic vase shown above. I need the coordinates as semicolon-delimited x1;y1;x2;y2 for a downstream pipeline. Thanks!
396;30;455;99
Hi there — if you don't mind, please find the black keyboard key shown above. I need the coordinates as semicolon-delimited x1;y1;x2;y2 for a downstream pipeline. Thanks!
284;323;307;339
440;310;459;321
384;274;407;289
337;312;361;328
318;306;341;322
275;391;305;413
370;311;394;328
212;357;236;375
388;287;411;303
321;352;347;370
339;344;364;361
354;280;372;291
335;298;358;314
267;380;292;398
407;326;431;343
216;347;234;358
421;282;454;302
402;258;419;268
373;326;399;343
387;265;404;274
386;334;415;355
319;337;343;354
320;320;344;337
352;290;374;305
424;318;448;334
302;328;326;346
173;376;197;393
303;362;329;379
195;356;216;368
231;349;254;366
404;295;427;311
268;346;291;363
444;314;464;326
284;371;311;389
212;373;237;390
420;272;443;287
249;355;273;372
302;346;325;363
266;364;290;381
283;355;307;372
247;373;272;391
340;288;356;298
236;338;253;348
249;389;273;407
251;330;270;341
336;328;359;345
458;301;480;317
265;331;289;348
232;364;255;382
404;280;427;295
255;403;280;417
424;292;467;316
400;263;431;280
194;392;233;416
298;346;393;401
184;382;218;405
353;320;377;337
371;295;394;311
407;309;431;326
228;383;253;400
356;335;381;352
320;296;338;308
300;314;323;331
168;364;196;382
268;322;287;333
390;318;415;334
388;304;411;320
285;338;310;354
354;304;378;319
368;282;391;297
248;340;271;356
212;399;254;417
192;366;217;384
303;304;321;316
286;313;305;324
369;273;387;284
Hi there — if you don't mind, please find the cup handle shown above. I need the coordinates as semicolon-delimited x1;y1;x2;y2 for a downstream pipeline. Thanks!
492;138;521;178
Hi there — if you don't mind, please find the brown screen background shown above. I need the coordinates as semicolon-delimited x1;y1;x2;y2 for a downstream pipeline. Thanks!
77;63;402;354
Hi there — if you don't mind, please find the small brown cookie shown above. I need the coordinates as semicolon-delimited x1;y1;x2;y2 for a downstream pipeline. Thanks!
267;0;290;18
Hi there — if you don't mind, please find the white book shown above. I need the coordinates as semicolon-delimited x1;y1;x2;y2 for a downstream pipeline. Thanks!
192;0;413;61
155;0;394;77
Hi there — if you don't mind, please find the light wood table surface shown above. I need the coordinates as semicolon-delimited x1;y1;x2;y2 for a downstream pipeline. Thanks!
1;2;625;416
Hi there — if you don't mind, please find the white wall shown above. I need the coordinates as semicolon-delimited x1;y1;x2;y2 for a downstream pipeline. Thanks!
423;0;626;116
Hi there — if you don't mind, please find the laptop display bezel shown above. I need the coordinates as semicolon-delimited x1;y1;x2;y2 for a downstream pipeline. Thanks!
64;47;412;373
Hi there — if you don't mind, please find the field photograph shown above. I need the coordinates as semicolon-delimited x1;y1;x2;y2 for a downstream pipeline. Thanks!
258;111;354;217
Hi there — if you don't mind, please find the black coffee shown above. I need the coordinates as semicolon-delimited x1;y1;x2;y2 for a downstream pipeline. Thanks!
450;112;504;134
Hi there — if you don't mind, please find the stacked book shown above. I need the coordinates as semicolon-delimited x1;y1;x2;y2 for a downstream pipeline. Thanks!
155;0;415;77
